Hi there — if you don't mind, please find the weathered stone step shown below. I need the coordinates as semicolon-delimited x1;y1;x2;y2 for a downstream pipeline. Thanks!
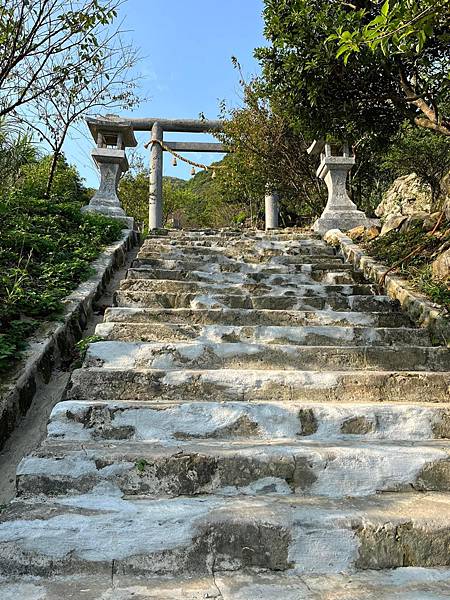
0;574;221;600
130;266;361;287
117;278;380;297
140;236;328;249
83;341;450;372
131;258;353;275
67;367;450;404
95;321;431;347
139;244;335;259
107;306;412;328
122;267;358;285
121;276;378;298
0;492;448;576
16;437;450;499
47;400;450;443
3;568;450;599
111;289;401;313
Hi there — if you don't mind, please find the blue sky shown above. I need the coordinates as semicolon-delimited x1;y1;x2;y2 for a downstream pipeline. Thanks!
67;0;266;187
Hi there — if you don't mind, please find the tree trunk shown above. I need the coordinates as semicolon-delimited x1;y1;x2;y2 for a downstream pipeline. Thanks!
45;149;60;199
45;126;69;198
399;69;450;137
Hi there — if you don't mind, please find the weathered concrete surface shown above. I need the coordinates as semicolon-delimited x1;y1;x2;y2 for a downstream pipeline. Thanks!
218;568;450;599
66;367;450;403
15;437;450;498
95;322;431;346
0;575;220;599
0;227;449;591
0;229;138;451
83;340;450;371
3;568;450;600
0;492;449;576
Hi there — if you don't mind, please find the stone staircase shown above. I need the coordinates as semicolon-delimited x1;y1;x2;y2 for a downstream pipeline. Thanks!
1;228;449;599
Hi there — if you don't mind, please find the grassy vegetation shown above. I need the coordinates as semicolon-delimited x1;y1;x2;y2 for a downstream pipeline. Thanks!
0;157;123;375
366;222;450;311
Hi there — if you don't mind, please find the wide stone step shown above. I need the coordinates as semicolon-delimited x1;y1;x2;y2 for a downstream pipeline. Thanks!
107;306;412;328
112;289;403;313
16;437;450;499
120;271;380;296
47;400;450;443
67;367;450;403
83;341;450;372
0;574;221;600
95;321;431;346
122;267;357;285
131;259;354;276
138;247;336;261
3;568;450;599
140;239;332;253
0;492;448;576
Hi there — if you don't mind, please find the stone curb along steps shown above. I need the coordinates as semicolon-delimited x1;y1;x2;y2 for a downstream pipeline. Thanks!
0;228;139;451
0;228;449;599
324;228;450;344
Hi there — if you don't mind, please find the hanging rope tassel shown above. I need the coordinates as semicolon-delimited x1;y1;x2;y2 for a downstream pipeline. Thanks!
172;157;177;167
144;139;224;178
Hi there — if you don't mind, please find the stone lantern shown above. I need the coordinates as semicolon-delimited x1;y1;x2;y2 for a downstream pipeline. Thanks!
82;115;137;229
308;140;378;235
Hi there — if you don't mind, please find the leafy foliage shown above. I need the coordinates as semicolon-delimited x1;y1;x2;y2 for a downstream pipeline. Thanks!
0;0;120;118
0;153;123;373
333;0;449;59
119;165;246;230
381;124;450;203
0;1;140;197
0;120;37;186
256;0;450;141
215;77;325;225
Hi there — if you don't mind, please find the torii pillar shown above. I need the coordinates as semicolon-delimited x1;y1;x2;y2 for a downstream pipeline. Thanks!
132;118;224;231
265;188;279;230
149;122;163;229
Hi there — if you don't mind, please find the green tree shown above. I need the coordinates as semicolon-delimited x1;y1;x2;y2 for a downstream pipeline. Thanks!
118;168;149;230
332;0;450;136
1;1;141;197
0;0;120;118
215;74;325;225
256;0;450;142
0;119;37;187
381;124;450;202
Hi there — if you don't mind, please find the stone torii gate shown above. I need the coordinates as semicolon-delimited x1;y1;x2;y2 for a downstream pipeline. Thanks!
129;118;225;229
83;115;281;231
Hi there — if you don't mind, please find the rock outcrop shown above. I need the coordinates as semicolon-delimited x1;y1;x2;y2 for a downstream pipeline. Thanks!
376;173;433;222
432;248;450;283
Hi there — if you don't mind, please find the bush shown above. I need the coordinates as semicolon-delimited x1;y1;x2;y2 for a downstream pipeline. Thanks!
0;157;123;374
366;223;450;311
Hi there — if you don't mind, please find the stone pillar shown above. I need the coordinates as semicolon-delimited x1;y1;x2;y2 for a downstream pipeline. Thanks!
265;189;279;230
308;141;378;235
82;116;136;229
149;122;163;230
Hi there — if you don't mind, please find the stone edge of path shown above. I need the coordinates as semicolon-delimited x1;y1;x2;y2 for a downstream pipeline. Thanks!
0;228;140;450
323;228;450;345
